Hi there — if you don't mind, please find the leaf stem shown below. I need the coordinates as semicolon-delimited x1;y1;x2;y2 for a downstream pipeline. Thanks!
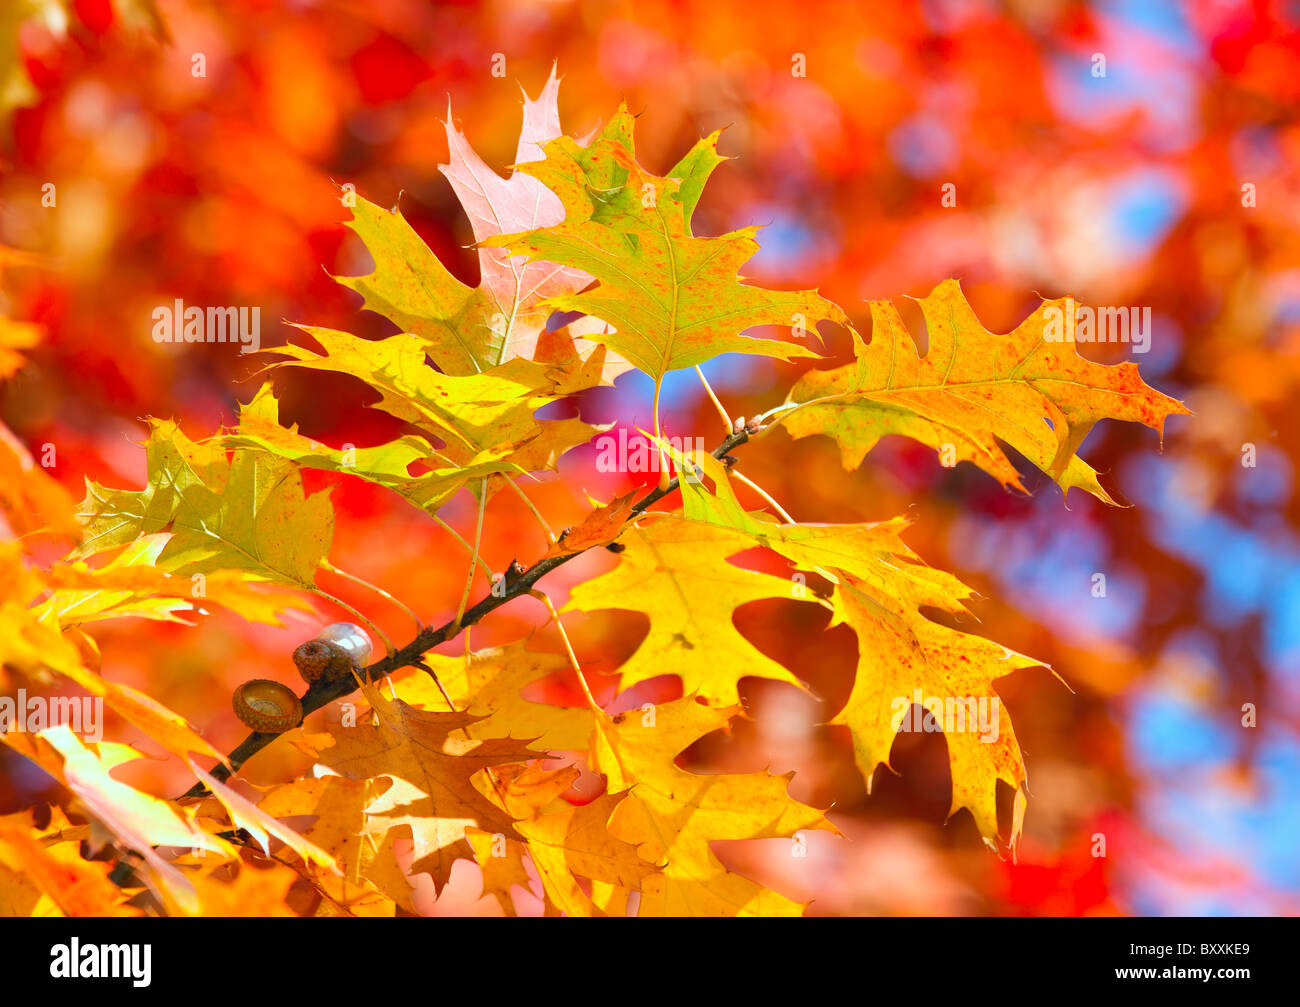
412;659;458;711
502;477;556;543
752;391;859;436
694;365;733;434
322;560;422;634
652;377;670;491
529;589;602;715
454;480;488;628
730;469;795;524
431;514;495;580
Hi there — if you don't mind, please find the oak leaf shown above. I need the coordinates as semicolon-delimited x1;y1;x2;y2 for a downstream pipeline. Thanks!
469;763;658;916
0;727;233;914
256;775;402;916
780;279;1189;502
590;696;835;915
223;384;518;517
74;418;333;592
563;515;806;705
271;325;598;475
187;763;340;876
336;68;622;381
315;684;539;893
37;532;314;628
540;489;637;560
676;448;1049;848
0;809;139;917
483;106;848;382
186;861;301;918
397;640;594;753
677;448;973;612
51;661;227;765
515;788;658;917
829;576;1043;848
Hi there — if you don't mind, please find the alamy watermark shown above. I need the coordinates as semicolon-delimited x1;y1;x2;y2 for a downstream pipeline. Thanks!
1043;296;1151;354
151;299;261;353
0;690;104;742
50;939;150;987
890;689;1000;744
595;429;706;478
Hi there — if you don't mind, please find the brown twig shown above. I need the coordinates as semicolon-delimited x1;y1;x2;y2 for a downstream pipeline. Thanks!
178;428;751;800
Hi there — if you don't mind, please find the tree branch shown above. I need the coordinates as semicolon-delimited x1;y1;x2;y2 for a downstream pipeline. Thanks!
180;427;751;800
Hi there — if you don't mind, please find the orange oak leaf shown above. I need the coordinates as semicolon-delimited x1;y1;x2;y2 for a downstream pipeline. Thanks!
541;490;637;560
0;809;140;917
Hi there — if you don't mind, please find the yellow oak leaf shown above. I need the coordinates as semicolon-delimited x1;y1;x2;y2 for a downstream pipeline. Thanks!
468;763;657;917
335;195;501;374
48;662;228;764
187;762;339;877
675;449;1050;850
780;278;1189;502
465;828;534;916
517;789;659;917
463;762;567;914
0;850;46;916
37;532;314;628
486;761;580;819
829;575;1044;850
9;532;297;768
271;326;570;468
398;640;594;753
484;415;605;492
256;775;399;917
563;515;806;705
74;418;333;592
187;861;301;918
224;383;520;517
589;695;835;916
532;321;621;395
589;879;631;916
315;684;538;894
677;448;972;611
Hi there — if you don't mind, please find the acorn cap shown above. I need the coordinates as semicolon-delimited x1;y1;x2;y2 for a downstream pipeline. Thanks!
232;680;302;733
292;640;334;684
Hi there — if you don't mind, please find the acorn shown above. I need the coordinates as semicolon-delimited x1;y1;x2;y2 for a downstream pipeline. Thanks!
232;680;303;733
292;622;373;685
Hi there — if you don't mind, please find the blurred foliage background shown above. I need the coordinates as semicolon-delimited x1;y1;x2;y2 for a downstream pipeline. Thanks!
2;0;1298;915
